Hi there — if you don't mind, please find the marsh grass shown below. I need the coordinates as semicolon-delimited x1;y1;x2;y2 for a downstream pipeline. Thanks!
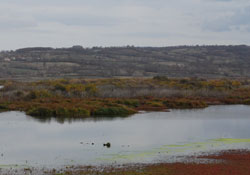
0;77;249;118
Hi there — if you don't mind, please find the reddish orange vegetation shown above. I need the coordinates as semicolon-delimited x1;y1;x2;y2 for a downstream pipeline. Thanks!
1;77;250;118
48;150;250;175
162;150;250;175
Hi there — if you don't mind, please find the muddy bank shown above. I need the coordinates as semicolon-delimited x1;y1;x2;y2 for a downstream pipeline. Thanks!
1;150;250;175
46;150;250;175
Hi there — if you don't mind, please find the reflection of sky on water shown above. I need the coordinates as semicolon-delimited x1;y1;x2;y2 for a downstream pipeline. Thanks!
0;105;250;167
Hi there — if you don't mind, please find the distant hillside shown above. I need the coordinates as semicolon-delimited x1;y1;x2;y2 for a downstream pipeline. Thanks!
0;45;250;79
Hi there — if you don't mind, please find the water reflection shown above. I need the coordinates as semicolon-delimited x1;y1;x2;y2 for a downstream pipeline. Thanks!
27;115;131;124
0;105;250;167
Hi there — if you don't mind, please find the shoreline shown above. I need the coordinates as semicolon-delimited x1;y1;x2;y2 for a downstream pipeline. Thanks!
0;77;249;119
1;149;250;175
0;97;248;119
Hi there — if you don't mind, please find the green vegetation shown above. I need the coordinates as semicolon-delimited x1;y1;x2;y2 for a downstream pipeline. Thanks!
0;77;250;119
27;107;90;118
244;99;250;105
93;107;135;116
163;99;208;109
27;107;54;117
117;99;140;107
0;103;8;112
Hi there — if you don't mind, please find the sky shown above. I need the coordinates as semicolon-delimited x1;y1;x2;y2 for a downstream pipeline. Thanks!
0;0;250;50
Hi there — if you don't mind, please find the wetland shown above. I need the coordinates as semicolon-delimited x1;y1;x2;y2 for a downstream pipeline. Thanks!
1;105;250;169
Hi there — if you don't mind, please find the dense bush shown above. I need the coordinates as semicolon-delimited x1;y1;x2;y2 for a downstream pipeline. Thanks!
146;101;164;107
54;83;66;91
25;90;52;100
15;91;25;97
244;99;250;105
27;107;90;118
27;107;53;117
117;99;140;107
0;103;8;111
163;99;207;109
67;108;90;117
93;106;135;116
153;76;169;81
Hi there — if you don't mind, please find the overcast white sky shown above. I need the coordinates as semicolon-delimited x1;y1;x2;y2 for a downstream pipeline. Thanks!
0;0;250;50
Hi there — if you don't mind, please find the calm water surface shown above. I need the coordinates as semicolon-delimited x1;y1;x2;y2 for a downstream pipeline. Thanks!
0;105;250;167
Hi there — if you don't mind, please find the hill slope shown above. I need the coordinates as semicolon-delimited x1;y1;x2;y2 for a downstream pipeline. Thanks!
0;45;250;79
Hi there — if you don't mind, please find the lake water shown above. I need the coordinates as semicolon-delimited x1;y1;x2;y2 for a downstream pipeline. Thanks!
1;105;250;168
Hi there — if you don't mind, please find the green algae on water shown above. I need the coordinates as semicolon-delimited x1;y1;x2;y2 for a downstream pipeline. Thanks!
100;138;250;162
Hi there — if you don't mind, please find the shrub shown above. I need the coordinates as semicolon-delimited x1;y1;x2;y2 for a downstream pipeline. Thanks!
244;99;250;105
15;91;25;97
84;84;98;96
25;90;52;100
54;83;66;91
124;100;139;107
27;106;90;118
163;99;207;109
27;107;53;117
55;107;69;117
0;104;8;111
117;99;140;107
26;91;37;100
146;101;163;107
67;108;90;117
93;106;134;116
179;79;189;84
153;76;169;81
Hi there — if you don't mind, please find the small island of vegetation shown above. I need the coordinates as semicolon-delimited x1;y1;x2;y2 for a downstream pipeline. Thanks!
0;77;250;119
